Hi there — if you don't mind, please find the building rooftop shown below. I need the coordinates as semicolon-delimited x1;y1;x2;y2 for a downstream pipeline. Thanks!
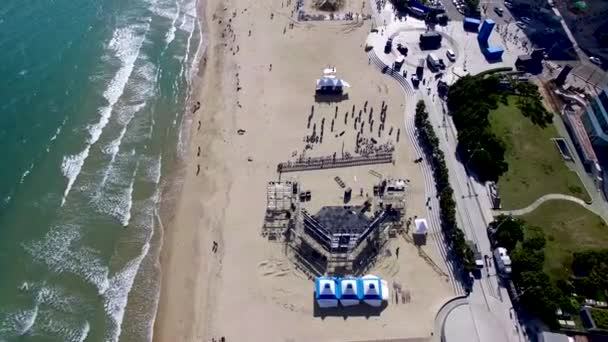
487;46;504;53
538;331;571;342
565;107;598;163
313;206;371;234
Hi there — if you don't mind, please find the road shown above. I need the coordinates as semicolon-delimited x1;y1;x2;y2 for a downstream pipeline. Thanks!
420;86;527;342
368;47;525;342
369;2;527;341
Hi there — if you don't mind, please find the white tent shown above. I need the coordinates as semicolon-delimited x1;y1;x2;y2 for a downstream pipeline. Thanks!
361;275;387;307
315;277;339;308
323;67;337;76
414;218;428;235
335;79;351;88
316;77;351;90
339;278;361;307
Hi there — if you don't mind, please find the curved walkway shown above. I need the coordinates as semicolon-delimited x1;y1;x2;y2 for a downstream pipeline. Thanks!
431;295;469;342
368;48;465;296
494;193;591;216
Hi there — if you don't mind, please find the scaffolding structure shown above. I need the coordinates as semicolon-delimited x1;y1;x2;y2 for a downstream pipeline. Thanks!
263;178;407;277
263;181;298;240
277;152;393;173
290;207;391;276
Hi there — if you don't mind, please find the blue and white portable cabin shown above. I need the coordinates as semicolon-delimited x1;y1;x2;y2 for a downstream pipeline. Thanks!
361;275;385;307
315;277;340;308
339;277;362;307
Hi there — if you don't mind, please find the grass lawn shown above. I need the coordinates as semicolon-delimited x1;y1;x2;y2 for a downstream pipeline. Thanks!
489;96;591;209
519;200;608;281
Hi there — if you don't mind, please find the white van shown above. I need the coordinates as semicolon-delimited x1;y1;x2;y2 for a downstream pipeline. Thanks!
427;53;440;70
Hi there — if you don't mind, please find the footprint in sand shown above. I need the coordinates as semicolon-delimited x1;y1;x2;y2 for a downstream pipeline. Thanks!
274;270;289;277
258;259;292;277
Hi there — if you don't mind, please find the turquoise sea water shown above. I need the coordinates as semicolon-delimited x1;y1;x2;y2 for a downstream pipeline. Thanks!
0;0;203;340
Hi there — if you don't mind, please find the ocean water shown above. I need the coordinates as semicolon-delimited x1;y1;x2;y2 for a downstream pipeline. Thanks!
0;0;203;340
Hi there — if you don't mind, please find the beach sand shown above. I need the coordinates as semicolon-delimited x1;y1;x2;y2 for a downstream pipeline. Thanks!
153;0;453;340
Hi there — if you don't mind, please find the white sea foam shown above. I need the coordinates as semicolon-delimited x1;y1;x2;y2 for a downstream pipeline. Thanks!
104;241;150;342
95;149;138;226
24;225;110;295
120;164;138;227
74;321;90;342
61;147;90;206
19;163;34;184
50;118;67;142
141;154;162;184
32;283;82;314
104;192;160;341
2;194;11;207
32;311;90;342
190;0;205;80
164;0;180;45
47;118;66;152
0;306;38;337
60;23;148;206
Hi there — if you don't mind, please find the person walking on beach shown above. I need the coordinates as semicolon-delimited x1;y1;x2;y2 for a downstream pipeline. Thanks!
396;247;400;259
198;120;201;130
197;146;201;157
196;164;200;175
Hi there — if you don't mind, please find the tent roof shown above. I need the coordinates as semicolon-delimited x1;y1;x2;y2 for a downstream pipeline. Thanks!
316;77;350;88
362;277;382;298
315;277;339;299
414;218;428;234
487;46;504;53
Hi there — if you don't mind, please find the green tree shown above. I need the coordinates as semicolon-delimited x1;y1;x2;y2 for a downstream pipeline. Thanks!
517;270;560;327
511;246;544;274
491;216;524;251
522;235;546;251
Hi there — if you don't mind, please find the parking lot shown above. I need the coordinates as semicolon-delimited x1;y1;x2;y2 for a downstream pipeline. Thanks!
479;0;514;24
440;0;514;24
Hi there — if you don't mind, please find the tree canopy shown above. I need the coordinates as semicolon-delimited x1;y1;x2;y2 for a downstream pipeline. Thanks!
490;215;524;251
415;100;476;275
447;74;552;182
571;249;608;298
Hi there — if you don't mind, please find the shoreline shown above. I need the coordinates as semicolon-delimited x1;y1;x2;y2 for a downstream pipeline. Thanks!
152;0;222;338
129;0;211;336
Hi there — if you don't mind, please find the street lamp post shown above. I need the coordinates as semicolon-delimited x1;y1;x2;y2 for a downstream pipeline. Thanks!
511;285;541;302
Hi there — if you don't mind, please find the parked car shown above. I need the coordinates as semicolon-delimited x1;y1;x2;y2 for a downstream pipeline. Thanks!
590;56;602;65
384;38;393;54
494;6;504;16
411;75;420;87
516;21;526;29
504;1;513;8
521;16;531;23
446;49;456;61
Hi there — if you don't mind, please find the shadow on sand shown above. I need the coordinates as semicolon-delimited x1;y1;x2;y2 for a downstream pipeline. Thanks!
312;294;388;319
314;93;350;103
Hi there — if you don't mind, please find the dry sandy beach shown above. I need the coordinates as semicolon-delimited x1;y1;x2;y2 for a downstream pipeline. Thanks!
153;0;453;340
